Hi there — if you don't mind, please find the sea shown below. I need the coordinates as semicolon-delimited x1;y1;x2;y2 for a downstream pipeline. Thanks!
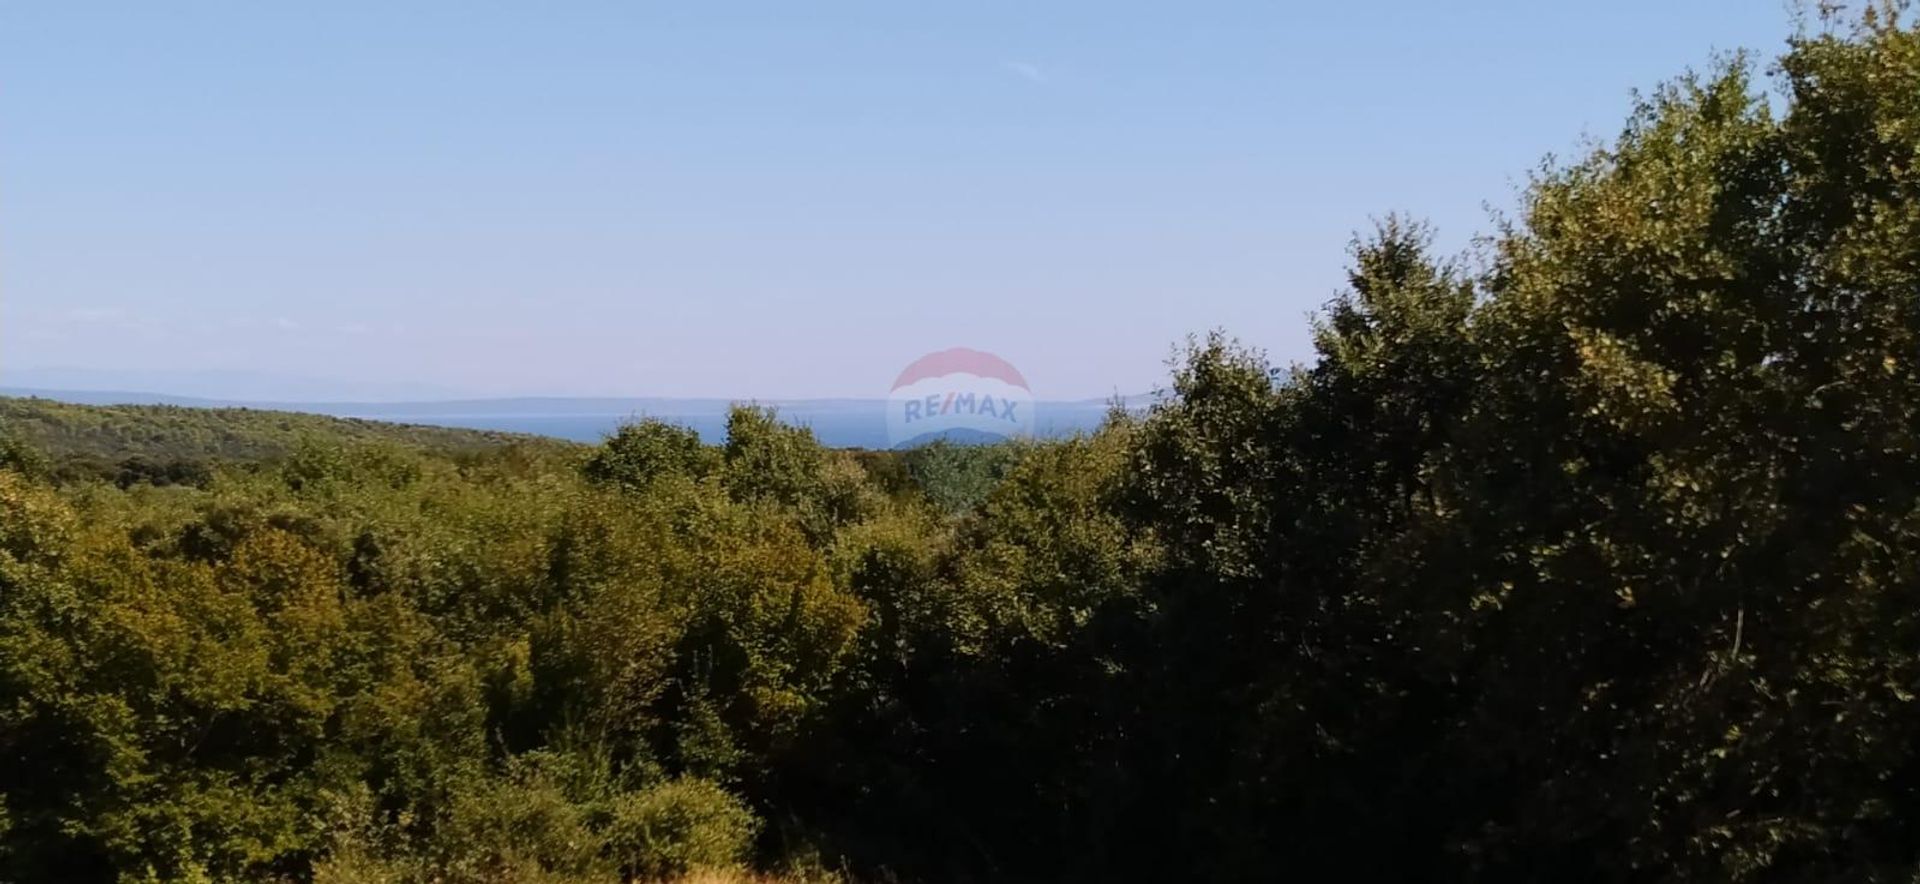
339;401;1121;448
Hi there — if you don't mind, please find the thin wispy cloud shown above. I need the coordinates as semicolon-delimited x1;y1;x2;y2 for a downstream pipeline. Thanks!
1000;61;1046;85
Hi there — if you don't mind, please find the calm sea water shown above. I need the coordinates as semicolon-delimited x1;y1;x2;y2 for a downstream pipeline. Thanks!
350;402;1117;448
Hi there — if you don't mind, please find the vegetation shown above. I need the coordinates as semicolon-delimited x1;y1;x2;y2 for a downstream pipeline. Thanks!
0;396;562;485
5;9;1920;881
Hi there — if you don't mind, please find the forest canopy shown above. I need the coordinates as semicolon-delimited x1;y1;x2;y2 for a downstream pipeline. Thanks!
4;7;1920;882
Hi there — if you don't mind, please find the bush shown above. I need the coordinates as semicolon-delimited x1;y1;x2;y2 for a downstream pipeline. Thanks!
604;779;759;880
901;440;1022;513
0;428;48;479
583;420;719;491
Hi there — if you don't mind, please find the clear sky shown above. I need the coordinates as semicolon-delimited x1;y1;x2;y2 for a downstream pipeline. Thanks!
1;1;1799;401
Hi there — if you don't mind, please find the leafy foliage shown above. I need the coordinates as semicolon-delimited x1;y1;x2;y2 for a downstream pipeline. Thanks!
5;10;1920;882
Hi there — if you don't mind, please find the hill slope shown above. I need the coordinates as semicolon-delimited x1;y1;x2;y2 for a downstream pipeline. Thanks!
0;395;572;466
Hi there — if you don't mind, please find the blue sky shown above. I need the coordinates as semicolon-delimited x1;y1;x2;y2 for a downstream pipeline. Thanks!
1;1;1797;400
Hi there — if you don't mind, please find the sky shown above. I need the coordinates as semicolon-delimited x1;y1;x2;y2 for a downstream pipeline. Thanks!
1;1;1800;401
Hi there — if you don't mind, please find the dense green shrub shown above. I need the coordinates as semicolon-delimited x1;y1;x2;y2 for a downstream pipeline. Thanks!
604;778;760;879
582;420;719;491
900;440;1023;513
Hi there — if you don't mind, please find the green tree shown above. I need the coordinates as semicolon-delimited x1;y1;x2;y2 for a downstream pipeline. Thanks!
581;419;719;491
